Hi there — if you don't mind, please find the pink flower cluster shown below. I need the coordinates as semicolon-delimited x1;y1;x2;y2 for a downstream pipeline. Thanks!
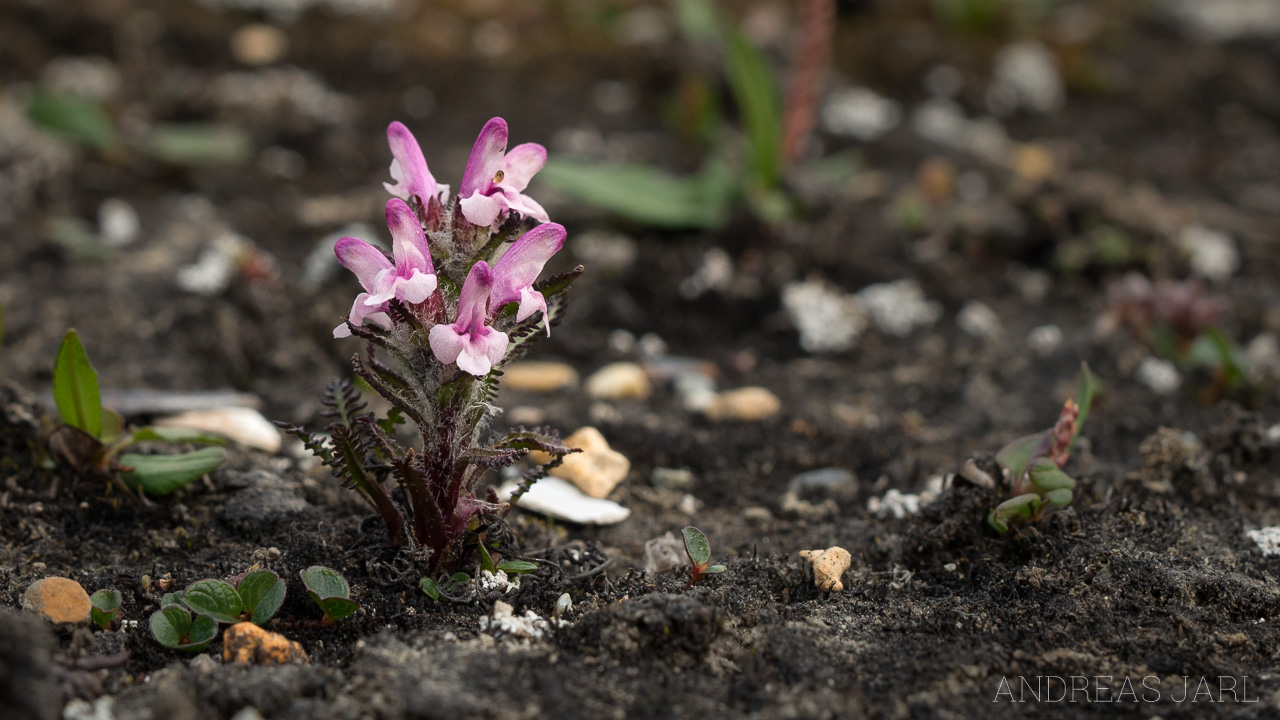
333;119;564;377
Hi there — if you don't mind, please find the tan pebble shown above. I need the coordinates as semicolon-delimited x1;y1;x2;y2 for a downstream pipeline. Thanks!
704;387;781;422
231;24;288;66
1012;144;1054;183
585;362;650;401
503;361;578;393
23;577;91;624
531;426;630;498
223;622;307;665
507;406;546;426
799;547;852;592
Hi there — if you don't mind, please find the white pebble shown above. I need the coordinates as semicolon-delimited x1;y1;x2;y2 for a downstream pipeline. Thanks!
821;87;902;141
1027;324;1063;357
957;301;1003;340
1136;357;1182;395
1178;225;1239;282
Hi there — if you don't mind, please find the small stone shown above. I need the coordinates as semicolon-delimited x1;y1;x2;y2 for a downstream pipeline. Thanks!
1246;527;1280;557
1136;357;1181;395
651;467;694;490
856;280;942;337
231;24;288;66
991;42;1064;114
643;532;687;575
554;593;572;617
503;361;578;393
497;477;630;525
155;407;281;452
1178;225;1238;282
98;198;139;248
673;371;717;412
704;387;781;422
222;622;307;665
821;87;902;141
782;279;867;353
742;506;774;524
507;406;546;426
957;301;1003;340
23;577;91;625
538;427;630;499
585;362;651;401
799;547;852;592
787;468;858;502
1027;324;1063;357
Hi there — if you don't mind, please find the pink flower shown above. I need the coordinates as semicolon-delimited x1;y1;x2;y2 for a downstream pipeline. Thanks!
458;117;549;227
383;121;448;211
490;222;566;334
429;261;509;376
333;199;438;338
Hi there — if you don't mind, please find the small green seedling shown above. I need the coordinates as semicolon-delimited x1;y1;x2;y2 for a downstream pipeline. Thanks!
681;526;727;587
477;542;539;576
46;329;227;497
180;570;286;625
149;605;217;652
988;363;1101;534
300;566;359;625
421;573;472;602
89;589;121;630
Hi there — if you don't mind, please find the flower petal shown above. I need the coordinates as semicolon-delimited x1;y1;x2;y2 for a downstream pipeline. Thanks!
501;142;546;192
335;237;392;293
460;117;508;198
460;191;504;227
385;121;436;204
428;324;465;365
385;198;434;277
491;222;566;307
454;327;509;376
396;269;438;304
503;190;550;224
456;260;495;332
516;285;550;334
336;293;390;337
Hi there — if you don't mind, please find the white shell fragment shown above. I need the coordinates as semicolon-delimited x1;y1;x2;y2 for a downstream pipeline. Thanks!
498;477;631;526
155;407;282;453
1246;527;1280;557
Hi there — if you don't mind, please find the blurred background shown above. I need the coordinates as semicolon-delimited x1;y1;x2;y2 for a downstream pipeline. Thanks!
1;0;1278;425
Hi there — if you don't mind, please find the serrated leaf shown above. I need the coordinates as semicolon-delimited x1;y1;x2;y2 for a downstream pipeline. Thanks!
682;526;712;566
53;329;102;438
89;589;121;630
420;577;439;601
119;448;226;495
996;432;1048;481
495;560;538;574
181;579;244;624
237;570;286;625
299;566;350;600
1028;458;1077;492
128;427;227;446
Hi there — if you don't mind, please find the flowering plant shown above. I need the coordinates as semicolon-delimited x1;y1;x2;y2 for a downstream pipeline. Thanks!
280;118;580;573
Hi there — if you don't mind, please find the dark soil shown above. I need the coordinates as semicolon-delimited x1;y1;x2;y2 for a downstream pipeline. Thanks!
2;1;1280;718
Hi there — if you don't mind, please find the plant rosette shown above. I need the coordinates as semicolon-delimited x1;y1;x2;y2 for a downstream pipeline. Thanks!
300;566;359;626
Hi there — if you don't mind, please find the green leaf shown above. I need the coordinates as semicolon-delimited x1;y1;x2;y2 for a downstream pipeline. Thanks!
495;560;538;575
299;566;350;600
100;409;124;444
478;544;496;574
995;432;1048;481
1028;458;1077;492
53;329;102;438
993;493;1042;521
1044;488;1073;507
314;596;359;623
538;159;732;230
150;606;216;651
237;570;286;625
27;88;118;150
725;29;782;189
670;0;723;44
161;591;184;607
988;510;1009;534
707;564;727;574
181;579;244;624
1071;362;1101;445
89;589;121;630
128;427;228;446
119;448;226;495
420;577;439;601
682;526;712;567
443;573;470;594
144;123;253;167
